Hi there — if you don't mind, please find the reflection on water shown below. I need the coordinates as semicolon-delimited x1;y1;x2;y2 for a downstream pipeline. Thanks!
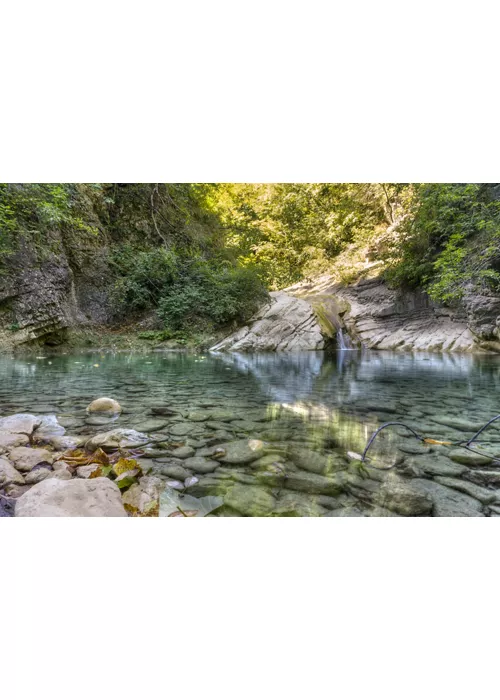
2;349;500;516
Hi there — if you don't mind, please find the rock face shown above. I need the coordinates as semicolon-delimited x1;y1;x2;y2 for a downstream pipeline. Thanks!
210;292;328;352
288;275;478;352
15;477;127;517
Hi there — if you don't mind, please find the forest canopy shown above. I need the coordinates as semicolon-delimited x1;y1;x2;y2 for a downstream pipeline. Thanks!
1;183;500;335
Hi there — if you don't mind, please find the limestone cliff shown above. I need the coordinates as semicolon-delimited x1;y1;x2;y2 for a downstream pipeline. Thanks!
287;274;499;353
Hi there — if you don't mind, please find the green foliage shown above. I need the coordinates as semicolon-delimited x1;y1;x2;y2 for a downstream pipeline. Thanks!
0;183;98;265
384;184;500;303
157;261;268;331
206;183;408;288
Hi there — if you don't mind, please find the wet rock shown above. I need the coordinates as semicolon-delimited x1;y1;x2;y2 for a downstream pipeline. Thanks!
0;414;41;434
448;448;492;467
411;479;485;517
287;446;345;475
0;457;25;487
187;411;212;422
373;479;433;516
467;470;500;488
85;429;149;452
86;397;122;414
85;415;117;427
8;447;54;472
284;470;345;495
369;506;402;517
414;456;468;478
46;435;85;451
432;416;484;433
183;457;220;474
154;463;192;480
15;477;127;517
434;476;497;505
170;446;195;459
135;419;169;433
169;422;196;436
205;431;235;446
324;506;367;517
250;454;287;469
224;484;276;516
166;480;184;490
196;446;227;459
205;421;235;431
25;468;52;485
33;415;65;440
217;439;266;465
210;410;237;422
273;491;327;517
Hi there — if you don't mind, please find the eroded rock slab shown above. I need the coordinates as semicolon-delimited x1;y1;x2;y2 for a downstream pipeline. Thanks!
210;292;326;352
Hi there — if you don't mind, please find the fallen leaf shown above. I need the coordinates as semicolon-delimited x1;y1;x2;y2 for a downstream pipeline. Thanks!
112;457;141;477
423;438;452;445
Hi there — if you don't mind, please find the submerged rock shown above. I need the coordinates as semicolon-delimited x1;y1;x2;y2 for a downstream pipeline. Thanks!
15;477;127;517
411;479;485;517
85;429;149;452
448;448;492;467
373;478;433;516
224;484;276;516
183;457;220;474
217;439;265;465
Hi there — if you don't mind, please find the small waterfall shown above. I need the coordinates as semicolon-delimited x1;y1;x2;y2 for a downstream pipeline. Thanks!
337;328;353;350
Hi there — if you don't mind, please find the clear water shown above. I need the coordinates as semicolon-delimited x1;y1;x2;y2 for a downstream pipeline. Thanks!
2;349;500;516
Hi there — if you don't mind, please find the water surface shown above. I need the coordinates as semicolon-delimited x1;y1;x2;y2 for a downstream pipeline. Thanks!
2;349;500;516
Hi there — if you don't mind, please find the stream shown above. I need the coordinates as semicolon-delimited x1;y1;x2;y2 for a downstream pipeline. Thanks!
2;348;500;516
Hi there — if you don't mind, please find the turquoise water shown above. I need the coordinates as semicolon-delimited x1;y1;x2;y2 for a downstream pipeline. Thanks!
2;349;500;515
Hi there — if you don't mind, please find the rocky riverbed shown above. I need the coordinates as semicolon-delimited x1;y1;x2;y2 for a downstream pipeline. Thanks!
2;399;500;516
2;350;500;516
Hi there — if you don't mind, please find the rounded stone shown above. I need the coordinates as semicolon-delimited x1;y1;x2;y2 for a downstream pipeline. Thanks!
86;397;122;415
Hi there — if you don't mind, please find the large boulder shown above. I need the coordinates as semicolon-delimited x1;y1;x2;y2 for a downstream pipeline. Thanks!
210;292;327;352
15;477;127;517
